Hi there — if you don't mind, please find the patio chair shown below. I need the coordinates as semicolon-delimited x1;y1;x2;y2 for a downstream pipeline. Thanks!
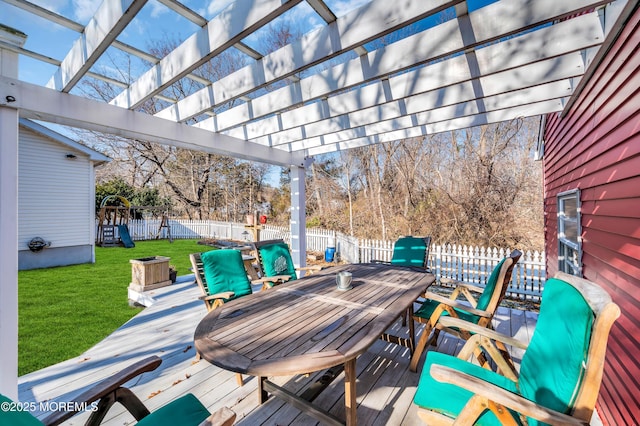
372;236;432;270
191;249;289;386
252;239;322;282
412;272;621;425
0;356;236;426
409;250;521;372
190;250;289;312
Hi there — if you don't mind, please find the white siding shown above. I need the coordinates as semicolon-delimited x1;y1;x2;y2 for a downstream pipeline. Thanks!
18;128;93;250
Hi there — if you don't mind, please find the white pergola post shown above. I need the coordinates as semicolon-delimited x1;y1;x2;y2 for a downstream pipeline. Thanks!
0;25;26;400
289;164;308;277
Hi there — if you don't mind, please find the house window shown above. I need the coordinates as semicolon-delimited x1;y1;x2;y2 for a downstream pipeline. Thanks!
558;189;582;276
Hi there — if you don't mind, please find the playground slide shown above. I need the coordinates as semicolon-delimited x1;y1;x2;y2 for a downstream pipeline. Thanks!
118;225;135;248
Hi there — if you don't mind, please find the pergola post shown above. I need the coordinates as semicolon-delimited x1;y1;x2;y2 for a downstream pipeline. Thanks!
289;164;307;277
0;25;26;399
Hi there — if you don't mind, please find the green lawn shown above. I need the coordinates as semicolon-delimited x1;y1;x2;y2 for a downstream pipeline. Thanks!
18;239;216;376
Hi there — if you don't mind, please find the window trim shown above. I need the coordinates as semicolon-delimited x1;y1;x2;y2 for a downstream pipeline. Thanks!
557;189;582;276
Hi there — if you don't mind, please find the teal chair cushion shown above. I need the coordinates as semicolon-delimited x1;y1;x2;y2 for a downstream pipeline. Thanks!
475;257;507;311
0;394;42;426
414;298;481;324
136;393;210;426
258;242;297;279
413;352;521;426
518;278;593;425
201;249;252;301
390;236;428;268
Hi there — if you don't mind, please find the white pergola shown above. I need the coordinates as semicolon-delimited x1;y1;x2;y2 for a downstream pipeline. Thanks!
0;0;632;398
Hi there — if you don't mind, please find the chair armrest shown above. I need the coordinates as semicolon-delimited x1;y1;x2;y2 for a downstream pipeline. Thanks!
198;406;237;426
429;364;588;425
439;278;484;293
438;317;528;350
252;275;291;285
42;356;162;426
297;265;323;271
423;292;491;318
199;292;235;301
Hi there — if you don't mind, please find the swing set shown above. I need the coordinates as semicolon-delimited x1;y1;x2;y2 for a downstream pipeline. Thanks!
96;196;172;247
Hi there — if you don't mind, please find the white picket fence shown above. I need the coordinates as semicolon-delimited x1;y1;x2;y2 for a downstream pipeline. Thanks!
119;219;545;301
352;239;544;301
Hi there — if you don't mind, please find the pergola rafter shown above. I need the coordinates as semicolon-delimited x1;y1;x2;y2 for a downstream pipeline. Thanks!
224;12;602;149
189;0;607;147
109;0;303;110
46;0;148;93
154;0;459;123
1;0;616;162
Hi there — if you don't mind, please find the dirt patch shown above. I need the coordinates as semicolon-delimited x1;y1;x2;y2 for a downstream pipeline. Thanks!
306;251;347;268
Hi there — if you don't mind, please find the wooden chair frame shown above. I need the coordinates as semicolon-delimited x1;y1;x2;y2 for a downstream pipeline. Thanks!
190;252;290;312
252;239;322;280
416;272;621;425
28;356;236;426
409;250;521;372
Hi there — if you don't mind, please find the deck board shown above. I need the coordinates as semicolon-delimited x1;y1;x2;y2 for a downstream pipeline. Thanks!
18;275;537;425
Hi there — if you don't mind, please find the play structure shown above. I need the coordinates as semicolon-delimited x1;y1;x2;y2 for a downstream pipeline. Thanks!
96;196;173;247
97;195;133;247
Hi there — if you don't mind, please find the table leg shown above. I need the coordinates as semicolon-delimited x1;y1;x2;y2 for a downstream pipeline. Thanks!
344;358;357;426
408;304;415;354
258;376;268;404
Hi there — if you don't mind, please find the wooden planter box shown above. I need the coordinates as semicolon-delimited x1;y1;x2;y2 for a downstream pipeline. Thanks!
129;256;172;292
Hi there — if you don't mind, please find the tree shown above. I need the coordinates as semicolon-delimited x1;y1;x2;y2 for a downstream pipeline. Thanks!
80;24;304;221
95;178;166;216
317;117;544;249
432;118;542;247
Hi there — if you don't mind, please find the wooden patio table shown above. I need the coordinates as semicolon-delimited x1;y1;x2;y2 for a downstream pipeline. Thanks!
194;263;435;425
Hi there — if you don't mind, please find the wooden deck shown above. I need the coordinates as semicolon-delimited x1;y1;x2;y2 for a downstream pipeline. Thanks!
18;274;538;425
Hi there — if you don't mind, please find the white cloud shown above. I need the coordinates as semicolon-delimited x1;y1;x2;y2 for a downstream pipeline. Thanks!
31;0;70;15
206;0;235;18
327;0;371;18
72;0;102;23
148;0;169;19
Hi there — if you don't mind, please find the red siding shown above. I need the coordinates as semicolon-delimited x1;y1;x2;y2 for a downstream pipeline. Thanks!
543;6;640;425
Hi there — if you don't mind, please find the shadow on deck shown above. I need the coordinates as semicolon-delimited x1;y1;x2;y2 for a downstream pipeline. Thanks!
18;275;537;425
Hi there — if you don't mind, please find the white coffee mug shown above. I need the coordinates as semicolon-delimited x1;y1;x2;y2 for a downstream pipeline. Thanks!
336;271;352;289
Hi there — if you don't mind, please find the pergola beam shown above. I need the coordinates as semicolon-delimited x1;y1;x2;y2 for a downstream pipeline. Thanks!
305;0;337;23
287;80;574;152
305;99;566;156
156;0;263;60
227;13;601;145
2;0;85;32
46;0;148;93
4;0;215;87
154;0;461;123
110;0;303;110
199;0;609;133
0;77;305;167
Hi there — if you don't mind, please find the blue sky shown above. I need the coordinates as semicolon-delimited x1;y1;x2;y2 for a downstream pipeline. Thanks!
0;0;372;86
